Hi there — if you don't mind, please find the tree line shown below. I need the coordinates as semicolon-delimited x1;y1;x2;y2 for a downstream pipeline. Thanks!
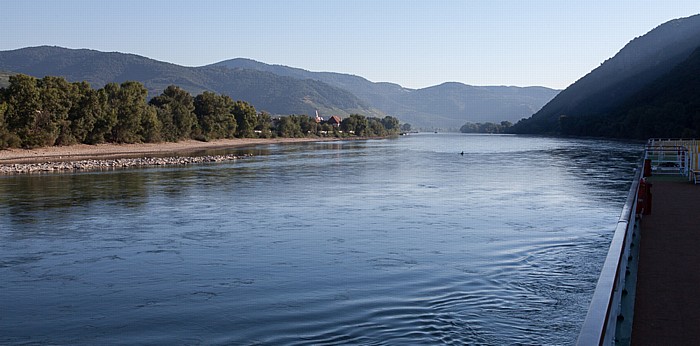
460;121;512;134
0;74;402;149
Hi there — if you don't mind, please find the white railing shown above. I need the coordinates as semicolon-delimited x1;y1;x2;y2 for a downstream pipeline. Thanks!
577;164;641;345
645;138;699;179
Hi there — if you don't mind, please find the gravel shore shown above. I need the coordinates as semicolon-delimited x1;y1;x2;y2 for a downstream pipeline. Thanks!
0;154;253;174
0;137;342;174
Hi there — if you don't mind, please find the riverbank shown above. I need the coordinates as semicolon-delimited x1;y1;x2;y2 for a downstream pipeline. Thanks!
0;137;347;174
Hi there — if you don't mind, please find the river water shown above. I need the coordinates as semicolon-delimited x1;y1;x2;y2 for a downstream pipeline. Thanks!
0;133;641;345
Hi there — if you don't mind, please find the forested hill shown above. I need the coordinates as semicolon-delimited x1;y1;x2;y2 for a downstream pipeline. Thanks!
0;46;558;129
213;59;559;129
557;45;700;139
511;14;700;138
0;46;379;118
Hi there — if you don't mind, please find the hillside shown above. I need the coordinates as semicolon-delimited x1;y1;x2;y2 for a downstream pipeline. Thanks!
213;59;559;129
512;14;700;135
0;46;379;118
556;46;700;139
388;83;557;129
211;58;410;111
0;46;558;128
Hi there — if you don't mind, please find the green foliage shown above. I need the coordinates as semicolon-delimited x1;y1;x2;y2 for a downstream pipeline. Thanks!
140;105;162;143
232;100;257;138
193;91;237;140
38;76;77;145
87;87;117;144
4;74;41;147
339;114;400;137
460;121;512;134
0;47;564;130
0;102;20;149
273;114;400;138
276;115;304;138
255;112;274;138
150;85;197;141
107;81;153;143
340;114;367;135
70;82;99;144
381;116;400;132
0;73;404;150
298;115;318;135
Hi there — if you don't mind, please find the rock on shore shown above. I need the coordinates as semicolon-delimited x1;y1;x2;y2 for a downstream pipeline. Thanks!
0;154;250;174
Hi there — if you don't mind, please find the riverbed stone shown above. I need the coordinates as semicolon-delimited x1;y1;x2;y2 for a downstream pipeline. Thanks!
0;154;249;174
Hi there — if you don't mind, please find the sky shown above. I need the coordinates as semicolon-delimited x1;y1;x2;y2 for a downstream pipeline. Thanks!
2;0;700;90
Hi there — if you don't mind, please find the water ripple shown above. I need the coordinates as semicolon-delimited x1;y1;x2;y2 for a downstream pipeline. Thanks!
0;134;641;345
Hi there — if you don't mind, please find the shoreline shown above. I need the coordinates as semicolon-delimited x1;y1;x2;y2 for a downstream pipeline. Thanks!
0;137;345;164
0;137;354;174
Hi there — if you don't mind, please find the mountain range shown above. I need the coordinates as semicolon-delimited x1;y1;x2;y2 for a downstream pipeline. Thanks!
211;58;558;129
0;46;559;129
512;13;700;139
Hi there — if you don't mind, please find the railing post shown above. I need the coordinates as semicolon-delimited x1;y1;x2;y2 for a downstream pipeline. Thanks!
577;163;641;345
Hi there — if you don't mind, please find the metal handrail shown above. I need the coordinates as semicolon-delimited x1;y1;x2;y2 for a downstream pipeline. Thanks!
644;139;697;179
644;145;688;176
577;163;641;345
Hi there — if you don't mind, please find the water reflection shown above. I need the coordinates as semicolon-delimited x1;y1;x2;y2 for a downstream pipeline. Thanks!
0;172;150;231
545;139;643;203
0;134;642;345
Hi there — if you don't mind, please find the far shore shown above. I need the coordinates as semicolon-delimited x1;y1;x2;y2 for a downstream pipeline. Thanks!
0;137;352;165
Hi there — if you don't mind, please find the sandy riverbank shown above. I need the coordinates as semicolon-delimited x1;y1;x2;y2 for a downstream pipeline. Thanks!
0;137;341;165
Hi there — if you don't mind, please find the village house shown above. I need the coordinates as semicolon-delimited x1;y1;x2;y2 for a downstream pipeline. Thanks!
327;115;342;127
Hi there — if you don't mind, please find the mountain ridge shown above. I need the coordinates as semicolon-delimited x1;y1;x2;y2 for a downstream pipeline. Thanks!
512;13;700;135
0;46;559;128
211;58;559;129
0;46;378;118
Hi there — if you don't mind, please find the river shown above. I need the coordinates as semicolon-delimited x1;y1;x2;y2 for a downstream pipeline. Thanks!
0;133;641;344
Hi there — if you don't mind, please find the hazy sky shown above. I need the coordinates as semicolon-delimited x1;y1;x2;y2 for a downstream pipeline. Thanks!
2;0;700;90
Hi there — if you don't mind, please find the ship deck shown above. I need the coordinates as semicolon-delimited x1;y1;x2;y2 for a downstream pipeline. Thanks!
632;177;700;344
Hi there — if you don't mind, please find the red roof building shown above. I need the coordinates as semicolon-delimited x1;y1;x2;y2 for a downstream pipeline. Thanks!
327;115;342;127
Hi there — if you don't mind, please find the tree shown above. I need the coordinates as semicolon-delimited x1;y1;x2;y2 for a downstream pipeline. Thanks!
69;81;95;143
0;101;20;148
87;86;117;144
140;105;161;142
149;85;196;141
460;121;512;134
381;116;400;133
193;91;236;140
297;115;317;135
107;81;157;143
276;115;303;137
232;100;257;138
366;117;387;136
341;114;368;135
0;73;408;148
38;76;78;145
4;74;51;148
255;111;273;138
